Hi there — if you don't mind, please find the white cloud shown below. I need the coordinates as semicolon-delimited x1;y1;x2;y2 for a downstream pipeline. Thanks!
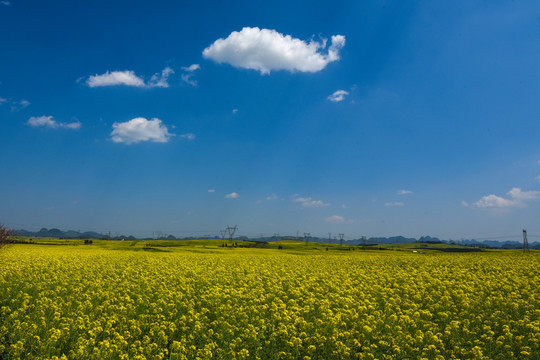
208;189;215;193
180;64;200;86
111;117;173;144
11;99;30;112
232;109;238;114
1;1;10;6
325;215;344;224
293;195;329;208
461;200;469;207
203;27;345;74
0;97;7;104
325;214;354;224
87;67;174;88
536;175;540;181
397;190;413;195
148;66;174;88
28;115;81;130
180;133;195;140
182;64;200;72
327;90;349;102
473;187;540;208
87;70;145;87
385;202;404;207
225;192;239;199
266;194;278;200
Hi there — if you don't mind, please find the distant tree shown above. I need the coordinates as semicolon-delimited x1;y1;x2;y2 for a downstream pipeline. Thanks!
0;224;14;249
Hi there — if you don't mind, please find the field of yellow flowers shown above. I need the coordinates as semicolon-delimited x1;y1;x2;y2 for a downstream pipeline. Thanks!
0;244;539;359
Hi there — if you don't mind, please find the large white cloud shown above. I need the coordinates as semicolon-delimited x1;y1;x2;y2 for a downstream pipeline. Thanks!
28;115;81;130
87;67;173;88
473;187;540;208
203;27;345;74
111;117;173;144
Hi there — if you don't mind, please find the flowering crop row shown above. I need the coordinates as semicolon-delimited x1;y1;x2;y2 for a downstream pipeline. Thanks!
0;246;539;359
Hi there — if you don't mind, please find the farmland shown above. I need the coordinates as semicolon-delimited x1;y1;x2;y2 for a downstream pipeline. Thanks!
0;241;539;359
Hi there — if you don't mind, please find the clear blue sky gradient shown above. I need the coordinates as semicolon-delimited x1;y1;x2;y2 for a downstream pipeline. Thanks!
2;0;540;240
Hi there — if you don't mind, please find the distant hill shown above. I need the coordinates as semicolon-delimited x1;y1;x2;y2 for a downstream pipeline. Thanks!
10;228;539;249
14;228;103;239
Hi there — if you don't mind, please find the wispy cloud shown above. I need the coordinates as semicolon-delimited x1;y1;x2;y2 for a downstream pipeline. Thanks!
266;194;278;200
111;117;173;144
397;190;413;195
208;189;215;193
327;90;349;102
1;1;10;6
325;215;354;224
203;27;345;74
180;133;195;140
473;187;540;208
385;202;404;207
180;64;200;86
293;195;329;208
148;67;174;88
28;115;81;130
182;64;200;72
225;192;239;199
87;67;173;88
10;99;30;112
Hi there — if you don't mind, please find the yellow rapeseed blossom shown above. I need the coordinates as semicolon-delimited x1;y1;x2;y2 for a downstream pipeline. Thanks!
0;246;539;359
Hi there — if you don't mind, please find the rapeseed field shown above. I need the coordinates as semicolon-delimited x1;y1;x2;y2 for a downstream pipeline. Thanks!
0;245;539;359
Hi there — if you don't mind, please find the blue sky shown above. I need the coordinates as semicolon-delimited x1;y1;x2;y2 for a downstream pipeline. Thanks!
2;0;540;240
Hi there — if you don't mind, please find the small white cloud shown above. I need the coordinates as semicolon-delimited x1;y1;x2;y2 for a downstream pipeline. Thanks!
87;67;174;88
87;70;145;87
28;115;81;130
325;214;354;224
508;187;540;201
203;27;345;74
397;190;413;195
225;192;239;199
181;73;198;86
182;64;200;72
180;64;200;86
11;99;30;112
111;117;173;144
472;187;540;208
327;90;349;102
208;189;215;193
148;66;174;88
232;109;238;114
536;175;540;181
461;200;469;207
1;1;10;6
293;195;329;208
325;215;344;224
180;133;195;140
385;202;404;207
266;194;278;200
0;97;7;104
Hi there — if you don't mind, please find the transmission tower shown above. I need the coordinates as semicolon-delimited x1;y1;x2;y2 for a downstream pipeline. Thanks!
328;232;332;243
339;233;345;247
219;230;226;240
226;225;237;242
304;232;310;245
523;229;529;252
273;233;280;241
362;235;367;249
